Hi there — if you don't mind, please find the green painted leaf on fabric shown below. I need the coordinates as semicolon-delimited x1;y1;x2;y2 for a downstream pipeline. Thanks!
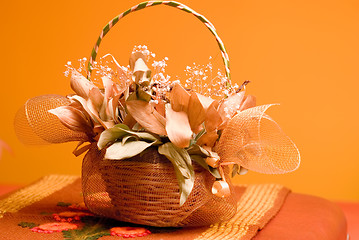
57;202;72;207
158;142;194;206
18;222;39;229
190;155;221;179
105;140;155;160
62;216;112;240
97;124;130;149
40;211;53;215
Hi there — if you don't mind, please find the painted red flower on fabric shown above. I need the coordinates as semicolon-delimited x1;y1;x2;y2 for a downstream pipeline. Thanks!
68;202;89;211
110;226;151;238
31;222;78;233
53;211;94;222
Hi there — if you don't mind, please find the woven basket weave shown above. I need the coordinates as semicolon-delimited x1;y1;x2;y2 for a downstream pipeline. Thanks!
82;145;236;227
101;149;233;227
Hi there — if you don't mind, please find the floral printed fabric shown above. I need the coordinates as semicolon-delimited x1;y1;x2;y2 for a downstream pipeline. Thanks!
0;175;289;240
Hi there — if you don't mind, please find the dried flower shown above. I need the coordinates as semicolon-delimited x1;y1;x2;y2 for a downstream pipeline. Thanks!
52;45;259;205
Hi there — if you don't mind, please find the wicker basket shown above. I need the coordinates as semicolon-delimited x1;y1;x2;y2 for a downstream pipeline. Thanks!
81;1;237;227
101;149;219;227
81;145;236;227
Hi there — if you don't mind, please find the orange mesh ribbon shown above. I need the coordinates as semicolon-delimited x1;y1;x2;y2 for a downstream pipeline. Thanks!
217;104;300;174
14;95;88;145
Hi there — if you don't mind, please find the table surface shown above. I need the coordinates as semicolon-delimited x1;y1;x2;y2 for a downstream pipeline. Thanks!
1;184;357;239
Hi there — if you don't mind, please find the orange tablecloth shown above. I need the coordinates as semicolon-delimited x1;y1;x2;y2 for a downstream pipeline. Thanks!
0;185;21;196
0;177;348;240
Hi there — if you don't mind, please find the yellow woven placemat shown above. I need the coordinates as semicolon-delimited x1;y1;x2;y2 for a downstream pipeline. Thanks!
0;175;289;240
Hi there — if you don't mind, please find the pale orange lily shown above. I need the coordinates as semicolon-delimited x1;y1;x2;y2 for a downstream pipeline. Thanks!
165;106;192;148
51;69;127;138
48;106;93;134
70;70;96;99
126;100;167;135
196;91;256;150
166;83;211;148
68;70;126;129
217;92;256;130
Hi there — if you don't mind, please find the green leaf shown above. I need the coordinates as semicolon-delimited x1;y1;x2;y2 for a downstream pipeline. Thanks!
194;128;206;142
105;140;155;160
121;135;137;145
190;155;221;178
132;122;143;131
127;91;138;101
137;88;152;102
158;143;195;206
187;144;220;161
120;128;161;144
187;144;210;157
97;124;130;149
187;144;221;178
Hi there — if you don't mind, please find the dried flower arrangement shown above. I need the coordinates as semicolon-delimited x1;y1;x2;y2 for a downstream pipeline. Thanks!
50;45;256;205
14;1;300;227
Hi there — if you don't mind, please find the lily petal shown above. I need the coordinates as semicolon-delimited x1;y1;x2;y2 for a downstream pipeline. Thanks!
102;76;115;102
205;100;222;132
170;83;190;112
196;93;214;111
126;100;167;135
88;87;104;112
218;91;245;121
166;106;192;148
217;91;246;130
150;99;166;117
108;95;121;123
196;131;219;148
239;95;256;111
130;52;151;86
70;70;95;98
49;106;92;133
123;113;137;129
69;95;107;129
188;92;206;133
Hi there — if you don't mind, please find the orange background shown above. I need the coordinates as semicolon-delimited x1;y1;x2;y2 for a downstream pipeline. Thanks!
0;0;358;201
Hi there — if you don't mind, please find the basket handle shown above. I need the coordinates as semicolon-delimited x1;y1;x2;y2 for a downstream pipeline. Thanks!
87;1;231;87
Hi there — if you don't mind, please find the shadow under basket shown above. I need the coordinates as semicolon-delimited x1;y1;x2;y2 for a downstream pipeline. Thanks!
82;146;237;227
